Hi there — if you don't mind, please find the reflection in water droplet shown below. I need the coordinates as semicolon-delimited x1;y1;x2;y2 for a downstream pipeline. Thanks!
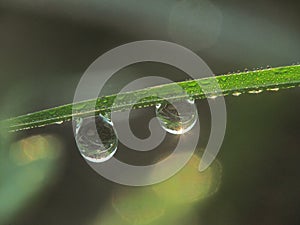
75;114;118;163
156;99;197;135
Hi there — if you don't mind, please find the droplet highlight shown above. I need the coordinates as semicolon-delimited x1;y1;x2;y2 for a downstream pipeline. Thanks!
156;99;197;135
75;114;118;163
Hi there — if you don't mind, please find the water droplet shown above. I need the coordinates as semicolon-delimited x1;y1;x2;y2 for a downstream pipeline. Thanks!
208;95;217;99
232;92;242;96
267;87;279;91
75;114;118;162
55;121;63;125
156;100;197;135
248;90;263;94
155;103;161;109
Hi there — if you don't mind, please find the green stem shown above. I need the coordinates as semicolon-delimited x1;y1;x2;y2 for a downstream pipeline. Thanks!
2;65;300;132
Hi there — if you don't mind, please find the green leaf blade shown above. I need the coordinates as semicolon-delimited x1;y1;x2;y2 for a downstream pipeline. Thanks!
2;65;300;132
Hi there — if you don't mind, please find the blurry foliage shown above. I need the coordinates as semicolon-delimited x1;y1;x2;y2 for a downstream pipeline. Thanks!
152;154;221;205
0;133;62;224
90;154;222;225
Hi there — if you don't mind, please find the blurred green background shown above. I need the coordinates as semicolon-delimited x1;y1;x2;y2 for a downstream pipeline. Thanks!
0;0;299;224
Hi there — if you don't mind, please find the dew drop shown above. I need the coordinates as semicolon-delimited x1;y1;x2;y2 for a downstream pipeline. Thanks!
208;95;218;99
198;79;210;86
232;92;242;96
248;90;263;94
155;103;162;109
155;99;197;135
74;114;118;163
267;87;279;91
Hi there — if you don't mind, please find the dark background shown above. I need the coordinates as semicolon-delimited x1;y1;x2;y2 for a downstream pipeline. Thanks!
0;0;299;224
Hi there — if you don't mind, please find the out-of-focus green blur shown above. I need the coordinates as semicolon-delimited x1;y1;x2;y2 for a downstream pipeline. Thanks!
0;0;299;224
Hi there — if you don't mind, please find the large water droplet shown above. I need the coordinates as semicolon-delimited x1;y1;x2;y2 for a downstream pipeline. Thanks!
75;114;118;163
156;99;197;135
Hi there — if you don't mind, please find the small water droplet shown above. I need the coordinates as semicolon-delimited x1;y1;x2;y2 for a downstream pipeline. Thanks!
156;100;197;135
55;121;63;125
155;103;162;109
267;87;279;91
208;95;217;99
187;98;195;104
198;79;210;86
75;114;118;163
248;90;263;94
232;92;242;96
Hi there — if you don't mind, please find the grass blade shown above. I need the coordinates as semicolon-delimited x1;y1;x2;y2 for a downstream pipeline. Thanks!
2;65;300;132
